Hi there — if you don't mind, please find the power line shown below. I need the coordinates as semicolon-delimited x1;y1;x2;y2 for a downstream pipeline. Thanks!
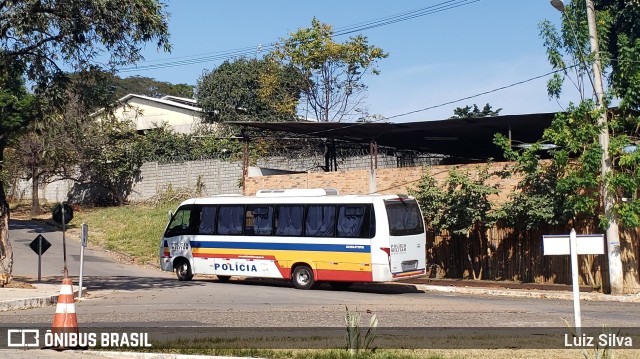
301;65;577;137
385;67;571;120
117;0;480;73
334;0;480;36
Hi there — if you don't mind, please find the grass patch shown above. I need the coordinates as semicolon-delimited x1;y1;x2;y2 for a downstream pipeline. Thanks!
69;202;179;265
115;347;444;359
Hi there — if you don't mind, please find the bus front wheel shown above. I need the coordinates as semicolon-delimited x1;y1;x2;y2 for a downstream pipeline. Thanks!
175;259;193;281
292;265;315;290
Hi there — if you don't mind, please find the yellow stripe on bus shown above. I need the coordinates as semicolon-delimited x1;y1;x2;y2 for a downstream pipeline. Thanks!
192;248;370;262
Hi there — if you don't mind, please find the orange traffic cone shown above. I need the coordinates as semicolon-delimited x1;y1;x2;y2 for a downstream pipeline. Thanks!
52;277;78;334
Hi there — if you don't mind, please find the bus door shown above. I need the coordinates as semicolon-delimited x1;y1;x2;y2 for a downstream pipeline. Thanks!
162;205;198;271
384;199;426;278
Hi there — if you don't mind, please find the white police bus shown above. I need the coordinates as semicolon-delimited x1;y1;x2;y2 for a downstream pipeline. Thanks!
160;188;426;289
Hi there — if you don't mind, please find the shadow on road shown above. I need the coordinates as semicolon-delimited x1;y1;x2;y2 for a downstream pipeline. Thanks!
196;277;424;295
14;275;201;291
9;219;59;234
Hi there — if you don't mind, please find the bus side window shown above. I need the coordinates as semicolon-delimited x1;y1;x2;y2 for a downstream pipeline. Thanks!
198;206;217;235
305;205;336;237
275;205;304;236
166;206;193;237
217;206;244;235
337;205;365;238
367;204;376;238
246;206;273;236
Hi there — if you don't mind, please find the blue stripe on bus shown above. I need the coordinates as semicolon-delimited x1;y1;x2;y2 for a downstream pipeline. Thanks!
190;241;370;253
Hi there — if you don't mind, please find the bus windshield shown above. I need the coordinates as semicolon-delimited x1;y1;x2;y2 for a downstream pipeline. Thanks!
384;199;424;236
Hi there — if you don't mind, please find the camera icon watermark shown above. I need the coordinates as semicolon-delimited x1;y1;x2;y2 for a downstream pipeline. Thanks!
6;329;40;348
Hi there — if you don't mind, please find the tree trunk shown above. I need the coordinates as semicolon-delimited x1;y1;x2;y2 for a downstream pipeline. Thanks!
0;153;14;286
465;240;478;280
476;228;484;280
31;172;41;216
112;185;124;206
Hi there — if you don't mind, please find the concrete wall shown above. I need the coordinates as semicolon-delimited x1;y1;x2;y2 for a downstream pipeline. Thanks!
127;159;244;201
245;162;519;202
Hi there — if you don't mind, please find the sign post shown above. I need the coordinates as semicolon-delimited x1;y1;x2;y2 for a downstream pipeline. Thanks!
543;229;605;336
52;203;73;278
79;223;88;298
29;234;51;282
568;229;582;332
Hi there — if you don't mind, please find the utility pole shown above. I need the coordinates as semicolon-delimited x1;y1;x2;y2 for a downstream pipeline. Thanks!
584;0;624;294
550;0;624;294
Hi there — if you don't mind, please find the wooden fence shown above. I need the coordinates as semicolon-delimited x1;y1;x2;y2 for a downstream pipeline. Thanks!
426;225;640;293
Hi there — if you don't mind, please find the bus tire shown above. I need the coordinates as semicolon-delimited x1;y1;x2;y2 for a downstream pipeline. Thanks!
292;265;315;290
329;281;353;290
175;259;193;281
217;275;231;282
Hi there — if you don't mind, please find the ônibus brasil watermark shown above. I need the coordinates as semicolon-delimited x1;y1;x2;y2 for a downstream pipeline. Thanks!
6;329;151;348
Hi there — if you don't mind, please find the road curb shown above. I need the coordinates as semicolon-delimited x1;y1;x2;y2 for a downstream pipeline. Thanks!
415;283;640;302
0;287;87;312
0;294;57;311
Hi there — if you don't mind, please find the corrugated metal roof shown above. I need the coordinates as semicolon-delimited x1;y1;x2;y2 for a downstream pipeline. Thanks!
229;112;557;160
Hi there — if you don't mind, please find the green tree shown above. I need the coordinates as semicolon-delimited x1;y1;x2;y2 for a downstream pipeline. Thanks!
410;165;499;280
596;0;640;111
77;119;144;206
440;166;499;280
8;93;90;215
196;57;305;123
493;135;566;231
111;75;194;99
0;0;170;286
0;65;38;285
271;18;388;122
408;169;446;231
541;2;640;228
139;122;194;161
497;1;640;292
450;103;502;119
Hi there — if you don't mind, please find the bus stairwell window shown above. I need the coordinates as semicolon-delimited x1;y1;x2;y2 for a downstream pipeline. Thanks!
337;205;364;238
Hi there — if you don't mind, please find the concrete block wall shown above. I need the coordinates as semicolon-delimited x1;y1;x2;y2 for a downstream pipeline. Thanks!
128;159;244;201
12;177;77;204
255;153;399;173
12;157;515;204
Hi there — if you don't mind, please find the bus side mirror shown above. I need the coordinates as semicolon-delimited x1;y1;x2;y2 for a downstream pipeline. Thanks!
167;210;173;223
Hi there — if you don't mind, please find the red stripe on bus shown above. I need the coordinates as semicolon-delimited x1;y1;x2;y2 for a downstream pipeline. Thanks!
392;269;426;278
192;253;276;260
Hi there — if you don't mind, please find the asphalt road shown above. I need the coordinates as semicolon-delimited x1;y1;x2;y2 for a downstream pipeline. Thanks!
9;219;163;280
4;219;640;330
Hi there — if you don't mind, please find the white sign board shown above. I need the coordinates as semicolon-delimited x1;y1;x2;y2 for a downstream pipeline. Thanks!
543;234;605;255
542;230;605;337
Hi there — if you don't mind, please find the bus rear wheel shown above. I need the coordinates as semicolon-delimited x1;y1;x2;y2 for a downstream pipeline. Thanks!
292;265;315;290
175;259;193;281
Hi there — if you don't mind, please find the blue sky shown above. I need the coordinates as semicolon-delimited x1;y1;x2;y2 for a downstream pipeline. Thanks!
117;0;572;122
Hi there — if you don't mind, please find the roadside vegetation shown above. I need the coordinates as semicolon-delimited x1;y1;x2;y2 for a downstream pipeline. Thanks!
68;201;179;266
